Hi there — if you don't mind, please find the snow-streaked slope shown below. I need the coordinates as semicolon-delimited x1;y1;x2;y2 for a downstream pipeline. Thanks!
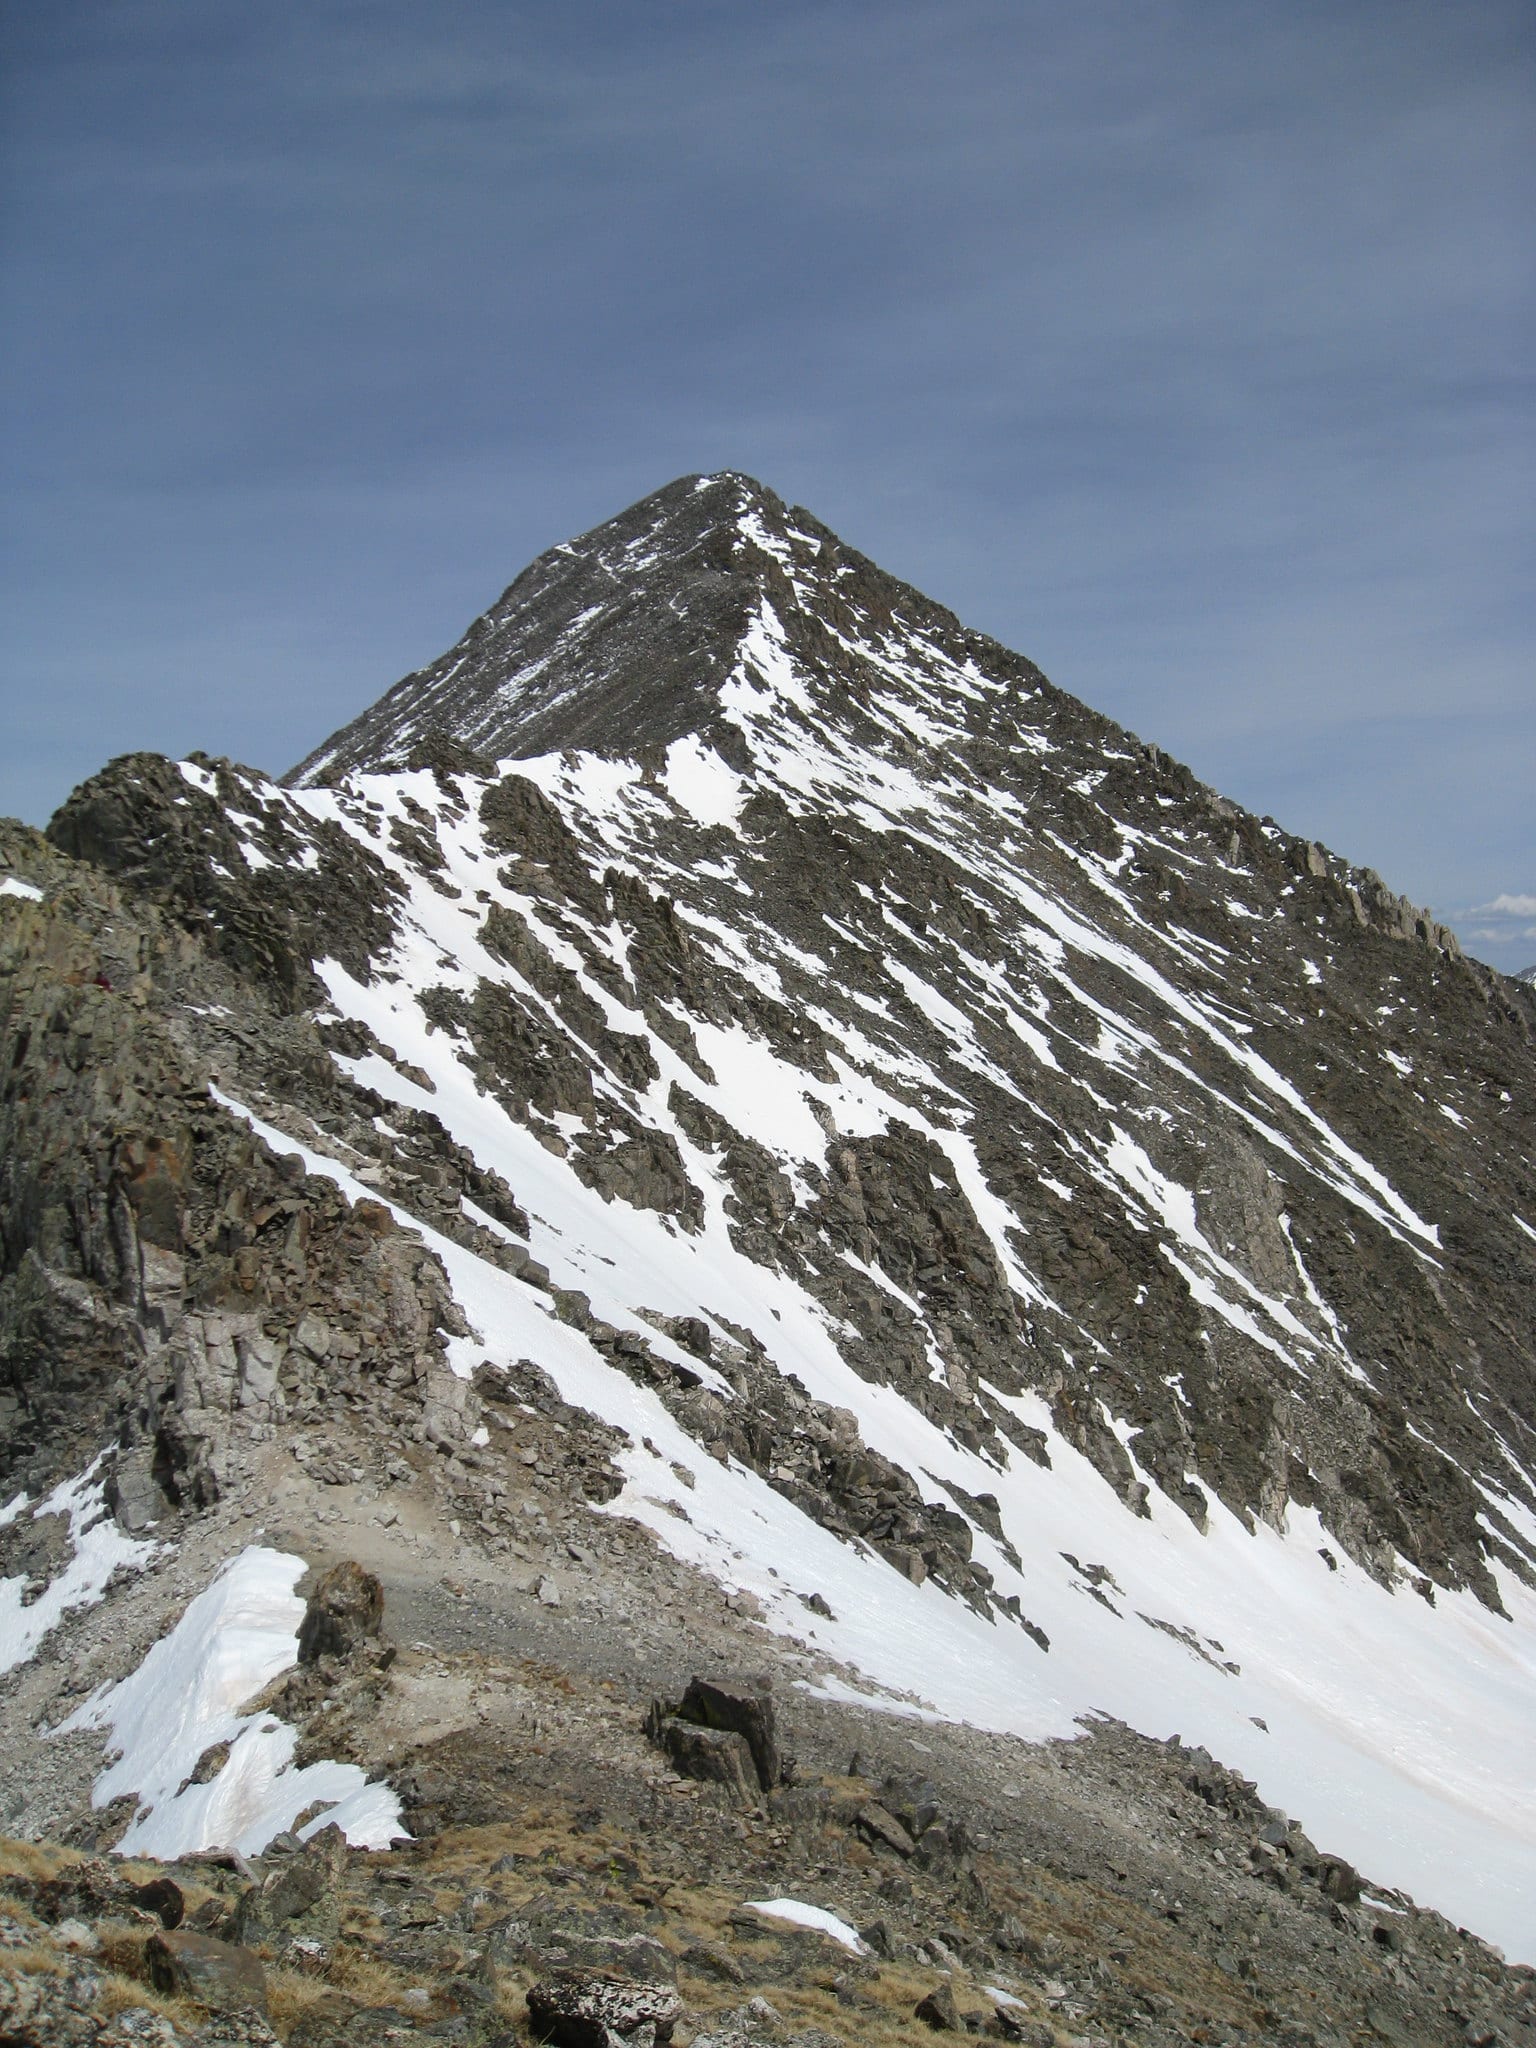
210;1061;1536;1959
57;474;1527;1954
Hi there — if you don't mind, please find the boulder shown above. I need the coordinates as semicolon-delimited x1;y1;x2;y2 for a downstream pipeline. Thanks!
21;1856;181;1931
654;1716;762;1810
559;1933;675;1985
130;1875;186;1930
1319;1855;1363;1904
675;1674;780;1792
0;1956;283;2046
0;1508;70;1594
854;1802;916;1858
682;1938;746;1983
105;1449;171;1533
484;1897;675;1986
993;2014;1053;2046
914;1978;961;2031
859;1919;896;1959
234;1826;346;1948
146;1926;269;2015
296;1561;384;1662
525;1969;681;2045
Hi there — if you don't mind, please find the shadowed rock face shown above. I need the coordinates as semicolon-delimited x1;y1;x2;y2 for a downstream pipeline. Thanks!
296;1561;384;1664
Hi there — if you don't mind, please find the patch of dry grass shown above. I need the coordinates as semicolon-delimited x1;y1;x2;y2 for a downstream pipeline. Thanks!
0;1835;220;1919
2;1942;67;1977
266;1965;354;2034
0;1836;79;1882
95;1915;155;1979
95;1973;192;2025
327;1942;420;2007
421;1805;601;1877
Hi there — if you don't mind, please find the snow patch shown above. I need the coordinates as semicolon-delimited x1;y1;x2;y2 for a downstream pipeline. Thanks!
663;736;745;831
61;1546;403;1858
744;1898;867;1952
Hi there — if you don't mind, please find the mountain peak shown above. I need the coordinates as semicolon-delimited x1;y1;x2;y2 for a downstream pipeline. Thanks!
289;472;805;784
286;473;1048;787
9;469;1536;1970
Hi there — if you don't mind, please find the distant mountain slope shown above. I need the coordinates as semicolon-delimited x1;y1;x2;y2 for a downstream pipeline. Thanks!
4;473;1534;1955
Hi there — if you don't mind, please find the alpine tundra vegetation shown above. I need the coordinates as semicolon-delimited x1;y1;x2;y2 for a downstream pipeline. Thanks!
1;475;1533;2047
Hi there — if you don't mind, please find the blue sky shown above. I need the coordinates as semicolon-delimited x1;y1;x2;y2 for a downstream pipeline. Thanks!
3;1;1532;967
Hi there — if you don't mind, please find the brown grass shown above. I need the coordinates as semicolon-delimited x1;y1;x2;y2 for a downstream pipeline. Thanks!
0;1836;218;1916
266;1965;353;2034
1;1943;67;1977
326;1943;419;2006
95;1916;154;1980
422;1808;584;1875
95;1973;192;2025
0;1837;79;1882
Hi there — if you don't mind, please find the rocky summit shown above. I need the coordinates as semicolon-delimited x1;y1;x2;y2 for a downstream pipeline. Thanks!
1;472;1533;2048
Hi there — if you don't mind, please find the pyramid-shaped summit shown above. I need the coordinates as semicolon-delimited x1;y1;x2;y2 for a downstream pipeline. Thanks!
287;470;1052;786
